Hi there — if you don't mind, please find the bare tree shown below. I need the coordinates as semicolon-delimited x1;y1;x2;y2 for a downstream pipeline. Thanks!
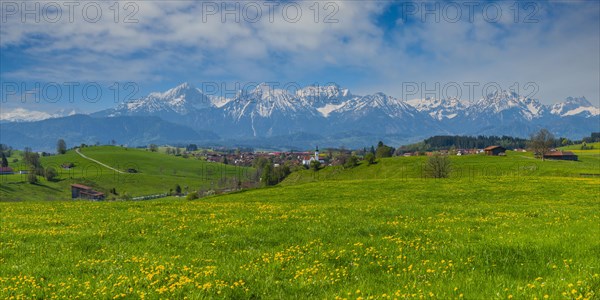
424;153;451;178
528;129;555;160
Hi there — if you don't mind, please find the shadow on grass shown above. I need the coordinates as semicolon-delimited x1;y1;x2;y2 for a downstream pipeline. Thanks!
31;182;63;192
0;184;15;192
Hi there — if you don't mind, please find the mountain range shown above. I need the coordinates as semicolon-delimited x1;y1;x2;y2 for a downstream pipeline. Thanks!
1;82;598;150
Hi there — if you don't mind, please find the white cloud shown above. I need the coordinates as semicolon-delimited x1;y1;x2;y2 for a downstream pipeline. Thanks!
0;108;55;122
1;1;598;107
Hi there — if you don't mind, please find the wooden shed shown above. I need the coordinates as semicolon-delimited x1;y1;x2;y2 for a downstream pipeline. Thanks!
543;151;578;161
71;184;105;200
484;146;506;156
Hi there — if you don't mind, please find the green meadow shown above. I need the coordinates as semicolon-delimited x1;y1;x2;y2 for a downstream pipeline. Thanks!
0;147;599;299
560;142;600;152
283;149;600;185
0;146;253;201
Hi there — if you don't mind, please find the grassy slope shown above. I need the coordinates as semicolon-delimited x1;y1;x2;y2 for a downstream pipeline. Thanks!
560;142;600;151
1;151;599;298
282;150;600;186
0;146;253;201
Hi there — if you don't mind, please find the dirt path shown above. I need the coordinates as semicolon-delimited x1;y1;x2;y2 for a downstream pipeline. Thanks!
75;148;126;174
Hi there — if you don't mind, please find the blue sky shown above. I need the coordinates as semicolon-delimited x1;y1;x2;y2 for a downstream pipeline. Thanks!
1;0;599;115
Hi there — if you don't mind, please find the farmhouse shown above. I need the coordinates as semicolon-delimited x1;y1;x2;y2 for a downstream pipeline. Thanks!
484;145;506;156
0;167;14;174
71;184;105;200
543;151;578;161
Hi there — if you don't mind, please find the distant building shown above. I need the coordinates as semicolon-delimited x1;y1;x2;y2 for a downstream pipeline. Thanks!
543;151;578;161
302;146;325;166
484;146;506;156
71;184;105;200
0;167;14;175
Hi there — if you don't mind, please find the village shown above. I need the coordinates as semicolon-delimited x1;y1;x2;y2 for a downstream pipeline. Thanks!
181;144;579;168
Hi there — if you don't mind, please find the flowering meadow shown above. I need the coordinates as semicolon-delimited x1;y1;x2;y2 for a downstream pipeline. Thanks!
1;175;598;299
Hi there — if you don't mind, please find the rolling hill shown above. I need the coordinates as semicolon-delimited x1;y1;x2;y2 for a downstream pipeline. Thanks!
282;149;600;186
1;147;598;298
0;146;253;201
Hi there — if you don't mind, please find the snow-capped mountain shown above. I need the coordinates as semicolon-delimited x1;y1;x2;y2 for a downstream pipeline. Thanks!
550;97;599;118
466;91;548;121
218;83;322;137
406;97;468;120
93;82;438;141
106;82;212;116
296;84;353;107
86;83;600;146
332;93;417;119
224;83;317;120
0;108;78;123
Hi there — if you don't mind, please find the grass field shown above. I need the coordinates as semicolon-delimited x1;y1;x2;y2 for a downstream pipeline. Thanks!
1;148;599;299
560;142;600;152
283;149;600;186
0;146;254;201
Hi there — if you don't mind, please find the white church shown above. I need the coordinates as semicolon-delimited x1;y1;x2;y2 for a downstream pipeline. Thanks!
302;146;326;166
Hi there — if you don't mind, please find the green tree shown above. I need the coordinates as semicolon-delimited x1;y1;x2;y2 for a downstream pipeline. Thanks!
1;153;8;167
364;153;376;165
148;144;158;152
186;192;199;200
310;160;321;172
175;184;182;195
261;164;274;186
27;172;38;184
424;153;451;178
45;167;58;181
253;157;270;169
23;148;41;169
222;156;229;165
375;141;394;158
344;155;359;169
273;164;291;184
57;139;67;154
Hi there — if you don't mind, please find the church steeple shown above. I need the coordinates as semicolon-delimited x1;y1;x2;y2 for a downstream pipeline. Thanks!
315;146;319;161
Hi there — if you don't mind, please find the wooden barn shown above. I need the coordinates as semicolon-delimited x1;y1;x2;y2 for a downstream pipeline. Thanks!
484;146;506;156
543;151;578;161
71;184;105;200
